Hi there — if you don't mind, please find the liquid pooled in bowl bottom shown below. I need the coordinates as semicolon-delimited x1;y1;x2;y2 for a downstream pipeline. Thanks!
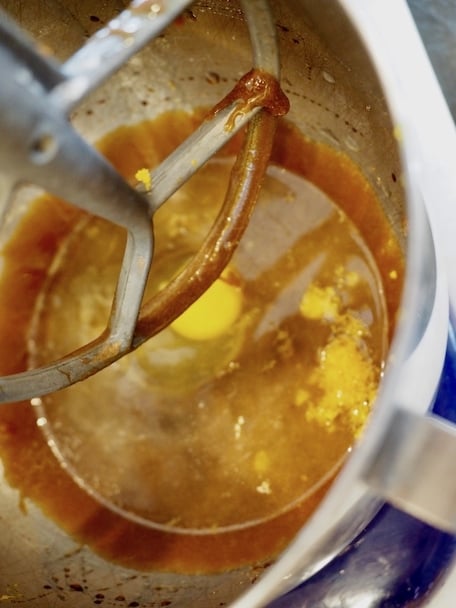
0;110;404;573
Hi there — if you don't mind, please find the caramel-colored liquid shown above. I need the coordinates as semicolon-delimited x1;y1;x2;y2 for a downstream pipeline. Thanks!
0;110;404;573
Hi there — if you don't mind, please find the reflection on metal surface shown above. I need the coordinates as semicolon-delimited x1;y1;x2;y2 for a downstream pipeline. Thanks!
364;408;456;534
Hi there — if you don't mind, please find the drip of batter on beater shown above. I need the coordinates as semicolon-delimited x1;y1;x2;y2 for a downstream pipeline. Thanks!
0;109;404;574
208;68;290;132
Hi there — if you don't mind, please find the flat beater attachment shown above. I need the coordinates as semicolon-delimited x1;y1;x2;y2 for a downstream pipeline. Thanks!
0;0;286;402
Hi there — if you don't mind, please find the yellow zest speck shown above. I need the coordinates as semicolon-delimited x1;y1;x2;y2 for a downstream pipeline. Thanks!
393;125;403;143
335;265;359;288
299;277;376;435
171;267;243;341
305;325;377;435
256;480;272;495
339;313;368;339
345;271;360;287
135;168;152;190
234;415;245;440
299;284;339;320
294;388;309;407
253;450;270;475
389;269;398;280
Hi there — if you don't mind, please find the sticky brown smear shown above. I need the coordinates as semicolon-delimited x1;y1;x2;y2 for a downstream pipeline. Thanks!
0;110;403;574
208;68;290;131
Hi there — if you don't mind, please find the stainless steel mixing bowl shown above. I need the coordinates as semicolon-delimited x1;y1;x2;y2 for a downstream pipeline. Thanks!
0;1;453;606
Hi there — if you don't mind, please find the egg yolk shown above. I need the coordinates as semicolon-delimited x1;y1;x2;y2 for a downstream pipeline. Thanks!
170;267;243;341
